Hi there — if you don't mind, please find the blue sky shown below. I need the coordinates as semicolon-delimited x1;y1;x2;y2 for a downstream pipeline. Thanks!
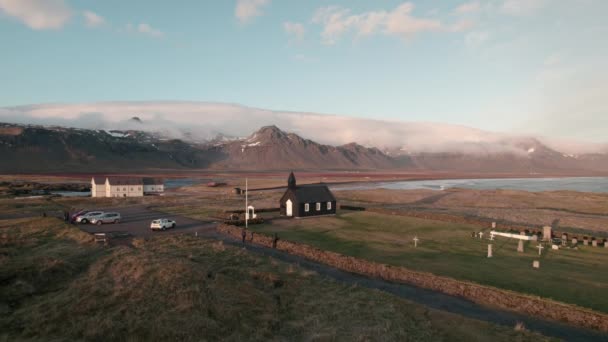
0;0;606;139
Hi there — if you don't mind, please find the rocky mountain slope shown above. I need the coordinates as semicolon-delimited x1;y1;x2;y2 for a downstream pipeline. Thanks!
0;123;218;172
0;122;607;173
206;125;397;170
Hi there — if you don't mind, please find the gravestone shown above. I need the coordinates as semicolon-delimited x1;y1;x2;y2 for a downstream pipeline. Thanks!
536;244;544;256
551;244;559;250
605;240;608;248
561;234;568;246
517;240;524;253
487;244;493;258
533;260;540;269
583;239;589;246
592;239;598;247
572;238;578;245
543;226;552;241
491;222;497;229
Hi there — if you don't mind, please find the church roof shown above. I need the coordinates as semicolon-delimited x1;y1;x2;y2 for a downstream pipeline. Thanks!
292;184;335;203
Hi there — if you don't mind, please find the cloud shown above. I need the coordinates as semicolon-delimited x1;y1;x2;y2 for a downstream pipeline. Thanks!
293;54;318;63
83;10;104;28
464;31;490;47
501;0;546;16
312;3;442;44
450;19;475;32
454;1;481;15
283;21;305;41
0;0;72;30
126;23;164;38
235;0;270;24
518;57;608;144
1;101;604;155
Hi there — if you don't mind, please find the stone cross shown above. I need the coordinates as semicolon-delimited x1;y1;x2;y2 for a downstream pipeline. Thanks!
517;240;524;253
413;236;419;248
487;244;493;258
536;244;544;256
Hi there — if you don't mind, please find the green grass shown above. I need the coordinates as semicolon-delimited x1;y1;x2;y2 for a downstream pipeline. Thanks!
0;217;549;341
252;211;608;314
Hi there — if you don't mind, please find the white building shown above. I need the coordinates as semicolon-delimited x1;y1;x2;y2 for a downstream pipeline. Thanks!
143;178;164;195
91;177;163;198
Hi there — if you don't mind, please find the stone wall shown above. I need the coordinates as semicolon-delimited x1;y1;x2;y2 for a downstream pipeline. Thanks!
217;224;608;333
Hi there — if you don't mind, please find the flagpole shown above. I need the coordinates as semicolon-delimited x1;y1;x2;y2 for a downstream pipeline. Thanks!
245;177;248;229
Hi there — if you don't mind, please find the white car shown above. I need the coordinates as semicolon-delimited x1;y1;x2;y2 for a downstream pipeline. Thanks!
150;219;176;231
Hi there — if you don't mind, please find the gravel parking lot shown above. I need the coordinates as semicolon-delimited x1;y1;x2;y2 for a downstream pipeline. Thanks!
77;205;217;238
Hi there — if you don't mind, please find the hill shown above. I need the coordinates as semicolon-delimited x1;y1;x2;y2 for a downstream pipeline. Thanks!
0;217;543;341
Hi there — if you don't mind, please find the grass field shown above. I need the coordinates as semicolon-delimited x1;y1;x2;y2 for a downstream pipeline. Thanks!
0;217;549;341
336;188;608;234
251;211;608;314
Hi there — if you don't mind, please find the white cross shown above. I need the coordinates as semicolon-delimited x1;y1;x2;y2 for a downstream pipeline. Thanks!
489;233;494;241
479;232;484;239
537;244;544;256
413;236;419;248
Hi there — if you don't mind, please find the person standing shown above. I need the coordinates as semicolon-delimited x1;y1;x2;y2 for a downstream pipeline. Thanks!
272;233;279;249
241;229;247;245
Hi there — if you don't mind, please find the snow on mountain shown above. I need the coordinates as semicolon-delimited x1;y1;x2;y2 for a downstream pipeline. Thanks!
1;101;606;157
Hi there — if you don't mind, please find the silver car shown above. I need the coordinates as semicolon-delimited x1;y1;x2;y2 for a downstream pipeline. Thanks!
91;212;121;225
75;211;104;224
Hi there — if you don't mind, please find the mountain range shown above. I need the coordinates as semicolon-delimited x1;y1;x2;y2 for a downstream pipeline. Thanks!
1;122;607;174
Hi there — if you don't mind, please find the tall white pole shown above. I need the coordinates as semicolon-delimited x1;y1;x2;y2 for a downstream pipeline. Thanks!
245;177;248;229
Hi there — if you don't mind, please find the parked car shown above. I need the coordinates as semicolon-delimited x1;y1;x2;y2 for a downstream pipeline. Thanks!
150;218;176;231
90;212;121;225
70;210;90;223
75;211;105;224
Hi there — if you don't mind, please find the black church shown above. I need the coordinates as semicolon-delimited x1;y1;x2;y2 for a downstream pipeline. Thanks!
279;172;337;218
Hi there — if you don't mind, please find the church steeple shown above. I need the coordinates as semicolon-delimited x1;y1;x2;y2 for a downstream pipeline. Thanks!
287;171;296;189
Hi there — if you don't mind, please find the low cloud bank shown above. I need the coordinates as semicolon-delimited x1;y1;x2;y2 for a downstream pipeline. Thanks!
1;101;605;155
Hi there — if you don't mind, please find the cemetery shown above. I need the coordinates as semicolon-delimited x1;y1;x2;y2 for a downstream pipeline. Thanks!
251;210;608;314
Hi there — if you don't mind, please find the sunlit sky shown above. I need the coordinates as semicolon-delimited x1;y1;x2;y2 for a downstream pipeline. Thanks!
0;0;606;140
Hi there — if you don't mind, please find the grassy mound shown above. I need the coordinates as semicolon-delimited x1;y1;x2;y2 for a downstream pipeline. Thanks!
1;218;547;341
